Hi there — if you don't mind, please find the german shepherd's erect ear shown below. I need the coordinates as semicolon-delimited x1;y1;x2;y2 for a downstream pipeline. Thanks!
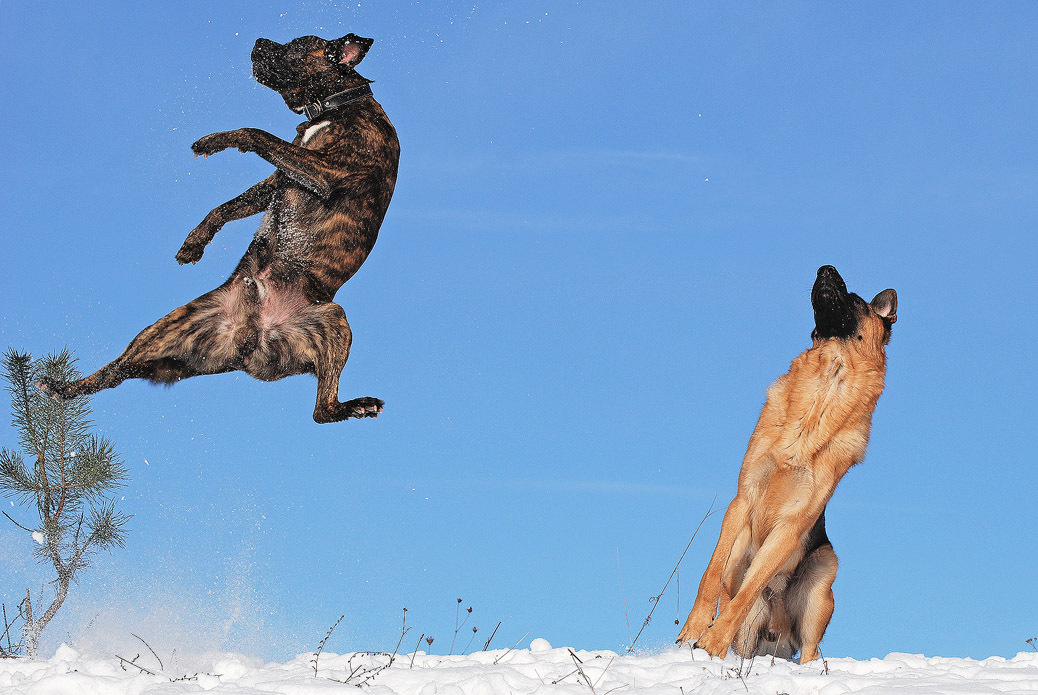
870;289;897;323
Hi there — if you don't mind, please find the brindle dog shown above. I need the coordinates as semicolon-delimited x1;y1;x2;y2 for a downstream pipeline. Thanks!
41;34;399;423
677;266;897;663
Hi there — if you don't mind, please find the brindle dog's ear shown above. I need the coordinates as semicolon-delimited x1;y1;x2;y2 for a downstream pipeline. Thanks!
327;33;374;68
870;289;897;323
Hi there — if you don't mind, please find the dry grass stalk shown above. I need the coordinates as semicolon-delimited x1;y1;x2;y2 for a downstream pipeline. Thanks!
628;499;717;653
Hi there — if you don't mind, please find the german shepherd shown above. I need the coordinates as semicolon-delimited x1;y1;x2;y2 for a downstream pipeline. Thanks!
40;34;399;423
676;265;897;663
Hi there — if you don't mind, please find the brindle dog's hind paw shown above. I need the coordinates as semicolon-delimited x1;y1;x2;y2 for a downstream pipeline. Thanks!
344;397;384;419
313;397;384;424
38;377;73;402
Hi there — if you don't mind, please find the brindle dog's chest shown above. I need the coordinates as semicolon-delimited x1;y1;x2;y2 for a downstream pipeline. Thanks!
255;187;318;267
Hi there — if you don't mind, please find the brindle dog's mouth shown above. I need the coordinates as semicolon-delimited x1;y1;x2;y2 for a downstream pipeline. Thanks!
251;39;295;92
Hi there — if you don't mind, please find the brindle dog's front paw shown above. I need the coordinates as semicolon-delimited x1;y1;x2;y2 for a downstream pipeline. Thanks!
192;129;250;157
176;234;207;265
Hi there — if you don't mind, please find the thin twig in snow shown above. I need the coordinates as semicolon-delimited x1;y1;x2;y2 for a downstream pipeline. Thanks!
492;631;530;664
592;656;616;690
482;621;501;651
409;632;425;668
462;625;479;654
628;498;717;653
131;633;163;670
311;614;345;677
449;599;472;655
353;608;411;686
568;648;597;694
617;548;632;647
117;653;159;676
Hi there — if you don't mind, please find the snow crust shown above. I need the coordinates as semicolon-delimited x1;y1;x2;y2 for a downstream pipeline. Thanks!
2;642;1037;694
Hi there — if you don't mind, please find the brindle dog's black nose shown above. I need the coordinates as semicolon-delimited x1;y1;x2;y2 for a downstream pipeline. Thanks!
253;38;279;54
252;38;282;65
817;265;837;277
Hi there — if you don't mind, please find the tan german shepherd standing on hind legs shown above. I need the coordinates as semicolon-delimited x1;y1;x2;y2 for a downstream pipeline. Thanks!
676;265;897;664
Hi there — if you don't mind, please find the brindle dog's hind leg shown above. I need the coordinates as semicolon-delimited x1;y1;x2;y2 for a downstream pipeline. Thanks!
40;285;247;400
295;302;382;423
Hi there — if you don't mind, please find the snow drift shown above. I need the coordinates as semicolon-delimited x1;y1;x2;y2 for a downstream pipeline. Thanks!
2;638;1037;694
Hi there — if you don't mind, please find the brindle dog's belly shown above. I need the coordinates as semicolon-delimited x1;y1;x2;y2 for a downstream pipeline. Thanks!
208;267;316;380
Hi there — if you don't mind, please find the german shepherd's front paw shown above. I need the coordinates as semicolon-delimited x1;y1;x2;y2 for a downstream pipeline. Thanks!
192;129;251;158
693;625;732;659
676;606;714;645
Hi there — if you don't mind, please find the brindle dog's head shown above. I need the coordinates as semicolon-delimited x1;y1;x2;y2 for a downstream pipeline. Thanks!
811;265;897;348
251;33;374;114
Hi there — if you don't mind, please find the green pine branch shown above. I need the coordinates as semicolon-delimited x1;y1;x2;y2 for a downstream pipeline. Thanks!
1;348;132;657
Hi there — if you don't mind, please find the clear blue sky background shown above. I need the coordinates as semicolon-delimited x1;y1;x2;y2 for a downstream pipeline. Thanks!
1;1;1035;662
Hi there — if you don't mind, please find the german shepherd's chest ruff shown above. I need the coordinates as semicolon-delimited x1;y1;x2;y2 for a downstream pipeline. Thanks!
677;266;897;663
42;34;399;423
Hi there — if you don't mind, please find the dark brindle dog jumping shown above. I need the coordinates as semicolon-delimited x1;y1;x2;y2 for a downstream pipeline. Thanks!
41;34;399;423
676;265;897;663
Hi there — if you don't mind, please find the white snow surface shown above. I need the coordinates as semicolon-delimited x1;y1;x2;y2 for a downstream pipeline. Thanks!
3;642;1037;694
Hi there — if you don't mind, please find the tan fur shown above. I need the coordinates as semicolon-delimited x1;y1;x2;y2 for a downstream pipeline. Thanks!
677;273;895;664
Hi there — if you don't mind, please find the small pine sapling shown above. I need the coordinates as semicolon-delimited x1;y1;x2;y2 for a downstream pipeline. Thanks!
0;349;131;657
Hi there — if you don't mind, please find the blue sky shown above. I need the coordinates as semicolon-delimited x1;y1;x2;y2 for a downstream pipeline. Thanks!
1;1;1035;662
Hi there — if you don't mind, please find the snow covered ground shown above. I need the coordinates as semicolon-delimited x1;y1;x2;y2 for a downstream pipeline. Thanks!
3;638;1037;695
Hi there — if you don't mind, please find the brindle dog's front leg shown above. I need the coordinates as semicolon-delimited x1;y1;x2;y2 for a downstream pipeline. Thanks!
193;128;360;198
175;172;281;265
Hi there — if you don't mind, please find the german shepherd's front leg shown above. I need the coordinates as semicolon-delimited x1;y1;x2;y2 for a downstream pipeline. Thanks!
175;172;280;265
677;497;749;646
695;484;832;660
192;128;366;199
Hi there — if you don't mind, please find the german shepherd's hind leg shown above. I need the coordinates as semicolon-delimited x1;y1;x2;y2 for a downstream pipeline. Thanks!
305;302;382;423
786;543;838;664
39;286;244;400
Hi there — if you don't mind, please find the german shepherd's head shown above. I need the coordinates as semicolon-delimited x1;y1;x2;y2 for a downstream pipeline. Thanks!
811;265;897;348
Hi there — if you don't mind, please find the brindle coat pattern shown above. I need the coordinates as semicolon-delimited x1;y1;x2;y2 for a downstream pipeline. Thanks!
41;34;399;423
677;266;897;663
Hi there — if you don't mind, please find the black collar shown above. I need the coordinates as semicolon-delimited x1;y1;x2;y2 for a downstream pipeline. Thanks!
303;83;373;121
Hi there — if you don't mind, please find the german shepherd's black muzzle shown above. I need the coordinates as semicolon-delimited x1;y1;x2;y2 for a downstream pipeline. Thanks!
812;265;858;340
